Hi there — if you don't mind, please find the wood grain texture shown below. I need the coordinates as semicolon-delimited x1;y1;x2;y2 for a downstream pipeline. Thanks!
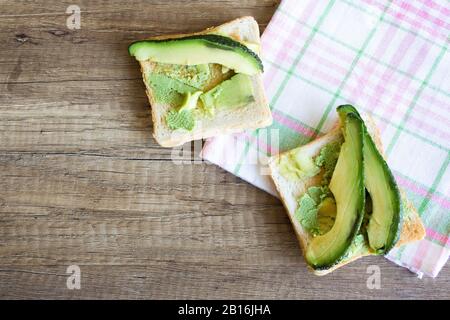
0;0;448;300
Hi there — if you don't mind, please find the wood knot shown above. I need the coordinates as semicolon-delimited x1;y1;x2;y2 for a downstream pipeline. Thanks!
15;33;29;43
48;29;69;37
15;33;38;45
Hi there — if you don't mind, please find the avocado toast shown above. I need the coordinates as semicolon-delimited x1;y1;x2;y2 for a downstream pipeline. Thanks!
269;105;425;275
129;17;272;147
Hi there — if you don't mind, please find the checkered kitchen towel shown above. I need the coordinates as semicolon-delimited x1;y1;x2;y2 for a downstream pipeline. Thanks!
201;0;450;277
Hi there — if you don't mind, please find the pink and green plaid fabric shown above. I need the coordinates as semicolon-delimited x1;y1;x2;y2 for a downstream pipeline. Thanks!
201;0;450;277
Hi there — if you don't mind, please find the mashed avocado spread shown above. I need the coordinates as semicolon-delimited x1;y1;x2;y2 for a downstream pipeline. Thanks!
152;63;211;90
278;140;343;236
294;141;342;235
314;140;343;185
166;109;195;131
146;62;255;131
200;73;255;115
146;64;211;131
278;151;320;181
165;91;203;131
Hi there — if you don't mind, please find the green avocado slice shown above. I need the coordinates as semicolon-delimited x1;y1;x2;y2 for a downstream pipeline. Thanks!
199;74;255;115
337;105;401;254
129;34;263;75
305;113;366;269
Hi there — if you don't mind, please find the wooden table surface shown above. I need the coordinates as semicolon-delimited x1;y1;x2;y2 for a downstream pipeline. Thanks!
0;0;448;300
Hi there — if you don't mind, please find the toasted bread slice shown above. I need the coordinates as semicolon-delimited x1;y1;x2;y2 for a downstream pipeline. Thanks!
136;16;272;147
269;115;425;276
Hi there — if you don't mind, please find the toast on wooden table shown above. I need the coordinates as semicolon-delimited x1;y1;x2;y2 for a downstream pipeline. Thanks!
129;16;272;147
269;106;425;275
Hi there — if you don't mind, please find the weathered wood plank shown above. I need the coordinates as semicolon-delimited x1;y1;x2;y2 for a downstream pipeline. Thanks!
0;0;277;83
0;261;447;299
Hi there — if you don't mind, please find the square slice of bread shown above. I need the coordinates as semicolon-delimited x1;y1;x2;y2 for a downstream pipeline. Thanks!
137;16;272;147
269;115;425;276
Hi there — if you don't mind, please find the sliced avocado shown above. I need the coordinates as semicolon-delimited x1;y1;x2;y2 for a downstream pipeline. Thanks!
199;74;255;114
129;35;263;75
179;91;203;112
305;113;365;269
210;31;261;53
337;105;401;254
